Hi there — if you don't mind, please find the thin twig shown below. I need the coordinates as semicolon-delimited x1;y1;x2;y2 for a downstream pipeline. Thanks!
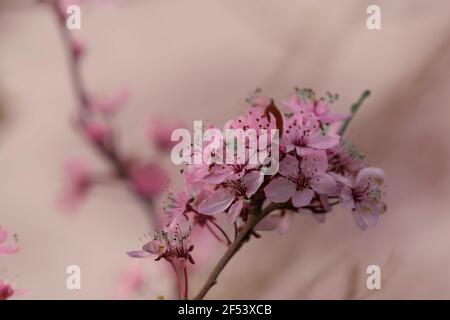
338;90;371;136
194;202;294;300
50;3;161;227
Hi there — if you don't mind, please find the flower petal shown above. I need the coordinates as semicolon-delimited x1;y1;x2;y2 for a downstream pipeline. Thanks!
264;177;296;203
244;171;264;197
292;188;314;207
308;132;339;149
356;167;384;187
277;212;293;234
278;154;299;177
340;186;355;210
0;245;20;255
227;198;244;223
255;214;283;231
143;240;166;255
198;188;234;215
127;250;152;258
310;173;337;194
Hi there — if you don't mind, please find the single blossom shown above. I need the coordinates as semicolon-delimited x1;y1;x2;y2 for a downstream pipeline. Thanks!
264;151;336;207
282;114;339;156
163;190;192;229
283;93;349;125
0;227;19;255
340;167;386;230
198;170;264;223
127;226;195;265
327;139;365;177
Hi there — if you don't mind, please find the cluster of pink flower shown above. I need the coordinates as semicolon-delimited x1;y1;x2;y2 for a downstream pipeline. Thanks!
0;226;20;300
42;0;387;301
128;88;387;299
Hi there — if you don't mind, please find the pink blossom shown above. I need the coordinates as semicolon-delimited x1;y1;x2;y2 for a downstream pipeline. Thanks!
224;106;277;135
198;171;264;223
163;190;192;229
256;211;293;234
264;151;336;207
283;93;349;125
129;162;168;200
327;139;365;177
0;227;19;255
127;226;195;265
340;167;386;230
0;279;14;300
282;115;339;156
58;159;92;210
83;121;110;146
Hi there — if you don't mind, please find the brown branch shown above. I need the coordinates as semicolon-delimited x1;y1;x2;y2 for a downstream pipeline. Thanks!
49;2;161;227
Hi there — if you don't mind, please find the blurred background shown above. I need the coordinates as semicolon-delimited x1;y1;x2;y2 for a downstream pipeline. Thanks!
1;0;450;299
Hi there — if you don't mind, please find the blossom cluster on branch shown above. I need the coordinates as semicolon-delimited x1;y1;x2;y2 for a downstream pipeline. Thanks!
128;89;387;299
39;0;387;300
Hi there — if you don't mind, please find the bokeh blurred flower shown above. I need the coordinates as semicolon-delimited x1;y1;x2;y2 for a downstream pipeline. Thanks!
129;162;168;200
0;279;14;300
148;117;184;153
0;226;19;255
58;159;92;211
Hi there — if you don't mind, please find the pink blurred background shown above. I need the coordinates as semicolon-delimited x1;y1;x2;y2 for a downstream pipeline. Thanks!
1;0;450;299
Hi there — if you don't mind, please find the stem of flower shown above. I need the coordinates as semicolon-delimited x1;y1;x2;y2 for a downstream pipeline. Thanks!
50;3;161;228
338;90;371;136
183;265;189;300
208;219;232;245
193;202;286;300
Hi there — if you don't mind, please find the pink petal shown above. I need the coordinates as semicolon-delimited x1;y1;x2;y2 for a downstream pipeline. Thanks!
292;188;314;207
255;214;283;231
356;167;384;187
0;245;20;255
227;198;244;223
300;149;328;174
278;154;299;177
264;177;296;203
142;240;166;255
277;212;293;234
340;186;355;210
320;112;351;124
353;203;380;230
198;188;234;215
310;173;337;194
243;171;264;197
127;250;151;258
312;213;326;224
308;132;339;149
